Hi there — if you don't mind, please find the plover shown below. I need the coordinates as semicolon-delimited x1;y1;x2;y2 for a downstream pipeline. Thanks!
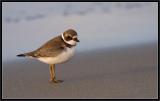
17;29;80;83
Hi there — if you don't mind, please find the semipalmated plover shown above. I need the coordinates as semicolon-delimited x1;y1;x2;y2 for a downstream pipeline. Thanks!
17;29;80;83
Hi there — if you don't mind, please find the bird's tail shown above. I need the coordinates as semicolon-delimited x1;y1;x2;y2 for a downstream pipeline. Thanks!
17;51;36;57
17;54;26;57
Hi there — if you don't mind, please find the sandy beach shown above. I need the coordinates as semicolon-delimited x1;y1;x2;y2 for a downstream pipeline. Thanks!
2;42;158;99
2;3;158;99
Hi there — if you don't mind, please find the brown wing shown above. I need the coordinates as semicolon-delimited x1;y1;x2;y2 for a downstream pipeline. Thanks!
32;35;66;57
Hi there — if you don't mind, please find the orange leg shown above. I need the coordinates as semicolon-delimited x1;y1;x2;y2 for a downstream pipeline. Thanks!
49;64;63;83
49;64;54;81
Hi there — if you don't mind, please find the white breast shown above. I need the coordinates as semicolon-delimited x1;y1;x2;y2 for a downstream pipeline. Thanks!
38;47;75;64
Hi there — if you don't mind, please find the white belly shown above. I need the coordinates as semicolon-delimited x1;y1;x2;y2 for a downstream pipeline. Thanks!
38;47;75;64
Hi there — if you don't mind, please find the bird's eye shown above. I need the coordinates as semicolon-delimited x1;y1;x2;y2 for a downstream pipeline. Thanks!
67;36;72;40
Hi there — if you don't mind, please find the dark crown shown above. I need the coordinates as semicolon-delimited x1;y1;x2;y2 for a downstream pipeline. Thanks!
64;29;77;36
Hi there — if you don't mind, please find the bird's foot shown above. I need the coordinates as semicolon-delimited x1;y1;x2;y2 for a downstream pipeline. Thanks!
50;79;63;83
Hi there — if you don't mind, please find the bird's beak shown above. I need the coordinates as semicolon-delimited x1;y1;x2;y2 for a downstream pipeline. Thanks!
74;38;80;42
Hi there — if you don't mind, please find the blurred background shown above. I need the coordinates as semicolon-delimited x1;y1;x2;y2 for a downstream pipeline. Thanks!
2;2;158;99
2;2;158;62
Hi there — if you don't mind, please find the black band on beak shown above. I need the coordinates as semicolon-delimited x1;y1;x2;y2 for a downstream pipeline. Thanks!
73;38;80;42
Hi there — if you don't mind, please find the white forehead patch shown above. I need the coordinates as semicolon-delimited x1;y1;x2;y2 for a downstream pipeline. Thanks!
73;36;77;38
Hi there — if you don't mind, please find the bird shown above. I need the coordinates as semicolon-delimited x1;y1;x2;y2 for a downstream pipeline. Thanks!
17;29;80;83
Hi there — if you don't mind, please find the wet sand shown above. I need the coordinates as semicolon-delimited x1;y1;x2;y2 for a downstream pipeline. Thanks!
2;43;158;99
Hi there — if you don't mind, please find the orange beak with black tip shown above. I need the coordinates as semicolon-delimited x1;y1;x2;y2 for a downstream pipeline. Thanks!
73;37;80;42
